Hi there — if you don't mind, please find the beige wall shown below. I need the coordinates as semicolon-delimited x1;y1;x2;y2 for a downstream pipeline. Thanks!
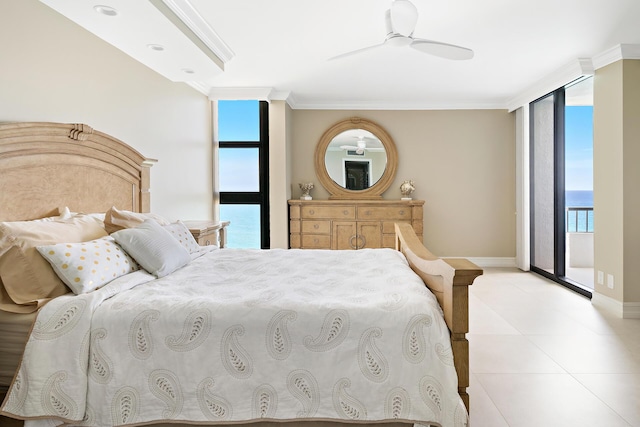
622;60;640;303
290;110;516;257
0;0;212;221
593;59;640;305
269;101;292;248
593;61;625;301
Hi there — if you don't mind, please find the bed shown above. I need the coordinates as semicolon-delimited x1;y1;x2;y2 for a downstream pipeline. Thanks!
0;122;482;427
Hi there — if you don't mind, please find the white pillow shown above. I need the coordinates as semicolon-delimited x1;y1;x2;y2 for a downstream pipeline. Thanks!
163;221;201;254
111;219;191;278
37;236;138;294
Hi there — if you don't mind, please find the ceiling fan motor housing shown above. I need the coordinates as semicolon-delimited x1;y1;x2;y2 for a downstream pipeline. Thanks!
389;0;418;36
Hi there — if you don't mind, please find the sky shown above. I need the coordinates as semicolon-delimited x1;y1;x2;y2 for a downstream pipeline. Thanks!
218;100;260;192
565;105;593;191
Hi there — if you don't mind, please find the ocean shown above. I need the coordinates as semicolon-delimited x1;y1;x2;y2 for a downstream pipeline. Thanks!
566;190;594;232
219;204;261;248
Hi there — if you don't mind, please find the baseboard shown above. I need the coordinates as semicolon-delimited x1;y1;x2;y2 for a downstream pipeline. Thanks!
592;292;640;318
623;302;640;319
464;257;517;268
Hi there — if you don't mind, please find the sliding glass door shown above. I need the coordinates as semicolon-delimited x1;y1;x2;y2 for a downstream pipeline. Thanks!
531;90;565;277
530;78;593;296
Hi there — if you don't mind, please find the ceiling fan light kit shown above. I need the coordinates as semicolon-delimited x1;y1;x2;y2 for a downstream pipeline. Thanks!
330;0;473;61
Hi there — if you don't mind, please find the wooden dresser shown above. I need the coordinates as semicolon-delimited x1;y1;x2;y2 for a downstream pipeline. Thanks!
288;199;424;250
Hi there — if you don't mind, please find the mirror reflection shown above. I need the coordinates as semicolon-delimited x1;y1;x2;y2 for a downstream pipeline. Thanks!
325;129;387;190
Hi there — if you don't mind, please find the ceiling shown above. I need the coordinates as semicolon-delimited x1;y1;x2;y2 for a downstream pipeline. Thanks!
40;0;640;110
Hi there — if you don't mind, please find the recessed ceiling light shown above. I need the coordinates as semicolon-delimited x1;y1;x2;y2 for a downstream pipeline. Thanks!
181;68;195;74
93;5;118;16
147;44;165;52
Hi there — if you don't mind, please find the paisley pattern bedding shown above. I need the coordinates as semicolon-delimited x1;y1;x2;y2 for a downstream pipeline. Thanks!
1;248;467;427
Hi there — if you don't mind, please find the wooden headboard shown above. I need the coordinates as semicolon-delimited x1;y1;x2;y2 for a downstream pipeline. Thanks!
0;122;155;221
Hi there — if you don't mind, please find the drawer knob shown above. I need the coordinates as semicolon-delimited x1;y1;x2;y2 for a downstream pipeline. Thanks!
343;210;349;215
364;211;371;216
399;210;405;215
314;238;319;244
314;224;319;229
205;240;210;246
309;210;315;215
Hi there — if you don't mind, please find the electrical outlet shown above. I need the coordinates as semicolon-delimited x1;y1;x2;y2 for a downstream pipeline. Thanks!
597;271;604;285
607;274;614;289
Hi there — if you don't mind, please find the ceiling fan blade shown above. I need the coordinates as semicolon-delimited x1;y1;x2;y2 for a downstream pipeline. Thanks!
328;41;386;61
390;0;418;36
410;38;474;60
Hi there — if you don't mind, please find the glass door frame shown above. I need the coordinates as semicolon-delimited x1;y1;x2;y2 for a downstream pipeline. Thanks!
529;88;591;298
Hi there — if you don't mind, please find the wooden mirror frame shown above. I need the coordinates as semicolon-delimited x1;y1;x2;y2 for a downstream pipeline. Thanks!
315;117;398;199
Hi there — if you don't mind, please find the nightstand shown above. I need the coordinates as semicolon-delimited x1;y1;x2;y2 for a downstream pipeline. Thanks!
183;220;230;248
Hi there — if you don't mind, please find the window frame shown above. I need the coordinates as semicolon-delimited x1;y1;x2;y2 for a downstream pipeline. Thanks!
218;100;270;248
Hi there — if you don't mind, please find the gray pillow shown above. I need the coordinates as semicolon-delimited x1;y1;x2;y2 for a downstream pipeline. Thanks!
112;219;190;278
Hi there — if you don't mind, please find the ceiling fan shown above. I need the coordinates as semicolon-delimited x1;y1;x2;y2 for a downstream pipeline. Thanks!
339;136;381;154
330;0;474;61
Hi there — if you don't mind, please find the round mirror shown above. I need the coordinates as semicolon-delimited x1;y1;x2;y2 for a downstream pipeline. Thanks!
315;117;397;199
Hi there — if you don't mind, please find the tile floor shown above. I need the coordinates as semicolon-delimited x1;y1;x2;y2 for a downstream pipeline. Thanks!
469;268;640;427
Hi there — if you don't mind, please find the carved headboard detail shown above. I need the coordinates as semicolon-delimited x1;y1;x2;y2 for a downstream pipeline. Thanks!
0;122;155;221
68;123;94;141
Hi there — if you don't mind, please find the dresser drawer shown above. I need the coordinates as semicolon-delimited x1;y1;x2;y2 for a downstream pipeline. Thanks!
382;220;410;233
301;220;331;234
381;220;424;235
381;232;423;248
357;206;411;220
301;205;355;219
301;234;331;249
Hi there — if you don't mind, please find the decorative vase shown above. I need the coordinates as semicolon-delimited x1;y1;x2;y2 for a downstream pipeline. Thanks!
299;182;314;200
400;180;415;200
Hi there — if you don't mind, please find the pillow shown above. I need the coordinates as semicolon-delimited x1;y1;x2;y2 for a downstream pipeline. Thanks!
36;236;139;294
112;219;191;278
61;207;106;223
163;221;201;254
58;206;73;220
0;215;107;313
104;206;170;234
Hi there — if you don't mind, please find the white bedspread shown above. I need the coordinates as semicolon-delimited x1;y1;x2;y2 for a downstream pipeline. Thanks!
1;248;467;427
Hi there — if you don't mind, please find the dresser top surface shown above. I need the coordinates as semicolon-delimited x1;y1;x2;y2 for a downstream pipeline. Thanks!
288;199;424;206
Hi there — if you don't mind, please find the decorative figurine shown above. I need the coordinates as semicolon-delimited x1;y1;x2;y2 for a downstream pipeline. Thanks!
299;182;314;200
400;180;415;200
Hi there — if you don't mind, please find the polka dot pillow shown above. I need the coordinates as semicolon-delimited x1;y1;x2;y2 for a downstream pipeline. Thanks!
163;221;202;254
37;236;139;294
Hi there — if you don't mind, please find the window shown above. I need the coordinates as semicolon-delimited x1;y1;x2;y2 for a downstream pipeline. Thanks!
217;100;270;249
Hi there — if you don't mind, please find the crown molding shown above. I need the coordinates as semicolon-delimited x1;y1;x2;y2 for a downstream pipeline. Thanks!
208;87;293;105
506;58;594;112
286;99;508;110
150;0;233;70
209;87;274;100
592;43;640;70
185;81;211;95
206;88;508;110
269;90;292;102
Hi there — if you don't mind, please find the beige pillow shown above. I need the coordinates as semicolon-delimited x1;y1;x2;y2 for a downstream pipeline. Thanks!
104;206;170;234
0;215;107;313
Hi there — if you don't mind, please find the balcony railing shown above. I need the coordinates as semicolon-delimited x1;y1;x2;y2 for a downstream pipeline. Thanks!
566;207;594;233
